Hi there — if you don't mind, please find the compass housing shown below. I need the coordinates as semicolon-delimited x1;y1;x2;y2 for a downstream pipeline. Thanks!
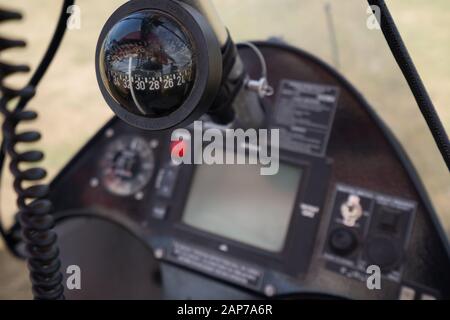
96;0;222;130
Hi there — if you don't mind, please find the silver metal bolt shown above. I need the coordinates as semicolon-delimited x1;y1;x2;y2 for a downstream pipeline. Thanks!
154;248;164;260
150;139;159;149
135;191;144;201
105;129;114;138
264;285;276;297
90;178;99;188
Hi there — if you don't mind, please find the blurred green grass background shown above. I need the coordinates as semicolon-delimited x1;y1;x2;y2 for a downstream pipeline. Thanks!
0;0;449;285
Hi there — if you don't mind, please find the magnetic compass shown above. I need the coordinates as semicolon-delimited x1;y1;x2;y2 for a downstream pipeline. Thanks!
96;0;222;130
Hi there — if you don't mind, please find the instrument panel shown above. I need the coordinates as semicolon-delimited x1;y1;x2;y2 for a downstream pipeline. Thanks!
47;42;450;300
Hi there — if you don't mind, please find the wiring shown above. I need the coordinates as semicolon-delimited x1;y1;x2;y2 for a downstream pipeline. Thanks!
0;0;75;300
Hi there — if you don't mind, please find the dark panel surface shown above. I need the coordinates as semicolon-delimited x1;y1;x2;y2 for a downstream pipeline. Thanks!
48;42;450;300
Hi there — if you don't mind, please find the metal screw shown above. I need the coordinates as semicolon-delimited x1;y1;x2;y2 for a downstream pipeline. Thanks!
154;248;164;260
90;178;99;188
150;139;159;149
135;191;144;201
264;284;276;297
105;129;114;138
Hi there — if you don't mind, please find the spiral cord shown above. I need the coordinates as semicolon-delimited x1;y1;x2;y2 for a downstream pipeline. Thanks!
0;9;64;300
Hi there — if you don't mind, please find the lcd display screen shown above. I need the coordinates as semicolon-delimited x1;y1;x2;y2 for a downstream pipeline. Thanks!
182;157;302;252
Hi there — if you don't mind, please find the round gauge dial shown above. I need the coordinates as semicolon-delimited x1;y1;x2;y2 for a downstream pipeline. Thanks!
98;10;197;118
100;135;155;196
95;0;223;130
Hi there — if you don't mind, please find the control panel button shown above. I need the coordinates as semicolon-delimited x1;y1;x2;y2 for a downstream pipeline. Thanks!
329;228;358;256
323;184;416;284
155;164;180;198
398;283;440;300
399;286;416;300
365;236;402;271
376;206;402;234
152;202;169;220
157;183;176;198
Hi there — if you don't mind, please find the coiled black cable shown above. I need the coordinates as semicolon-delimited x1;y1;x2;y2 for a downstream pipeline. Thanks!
0;1;74;300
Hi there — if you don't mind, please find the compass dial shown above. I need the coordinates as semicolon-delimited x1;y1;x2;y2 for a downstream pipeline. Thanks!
100;135;155;196
98;10;197;118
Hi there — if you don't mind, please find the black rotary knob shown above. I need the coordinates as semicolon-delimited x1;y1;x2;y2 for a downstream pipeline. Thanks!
329;228;358;256
365;236;402;271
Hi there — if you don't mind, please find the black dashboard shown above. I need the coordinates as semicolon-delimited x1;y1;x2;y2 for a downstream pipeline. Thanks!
46;41;450;300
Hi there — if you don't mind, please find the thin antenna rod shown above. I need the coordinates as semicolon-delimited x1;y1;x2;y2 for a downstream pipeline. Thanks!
325;2;340;70
367;0;450;171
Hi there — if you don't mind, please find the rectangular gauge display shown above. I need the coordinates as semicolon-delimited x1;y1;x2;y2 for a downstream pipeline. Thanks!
182;152;302;252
